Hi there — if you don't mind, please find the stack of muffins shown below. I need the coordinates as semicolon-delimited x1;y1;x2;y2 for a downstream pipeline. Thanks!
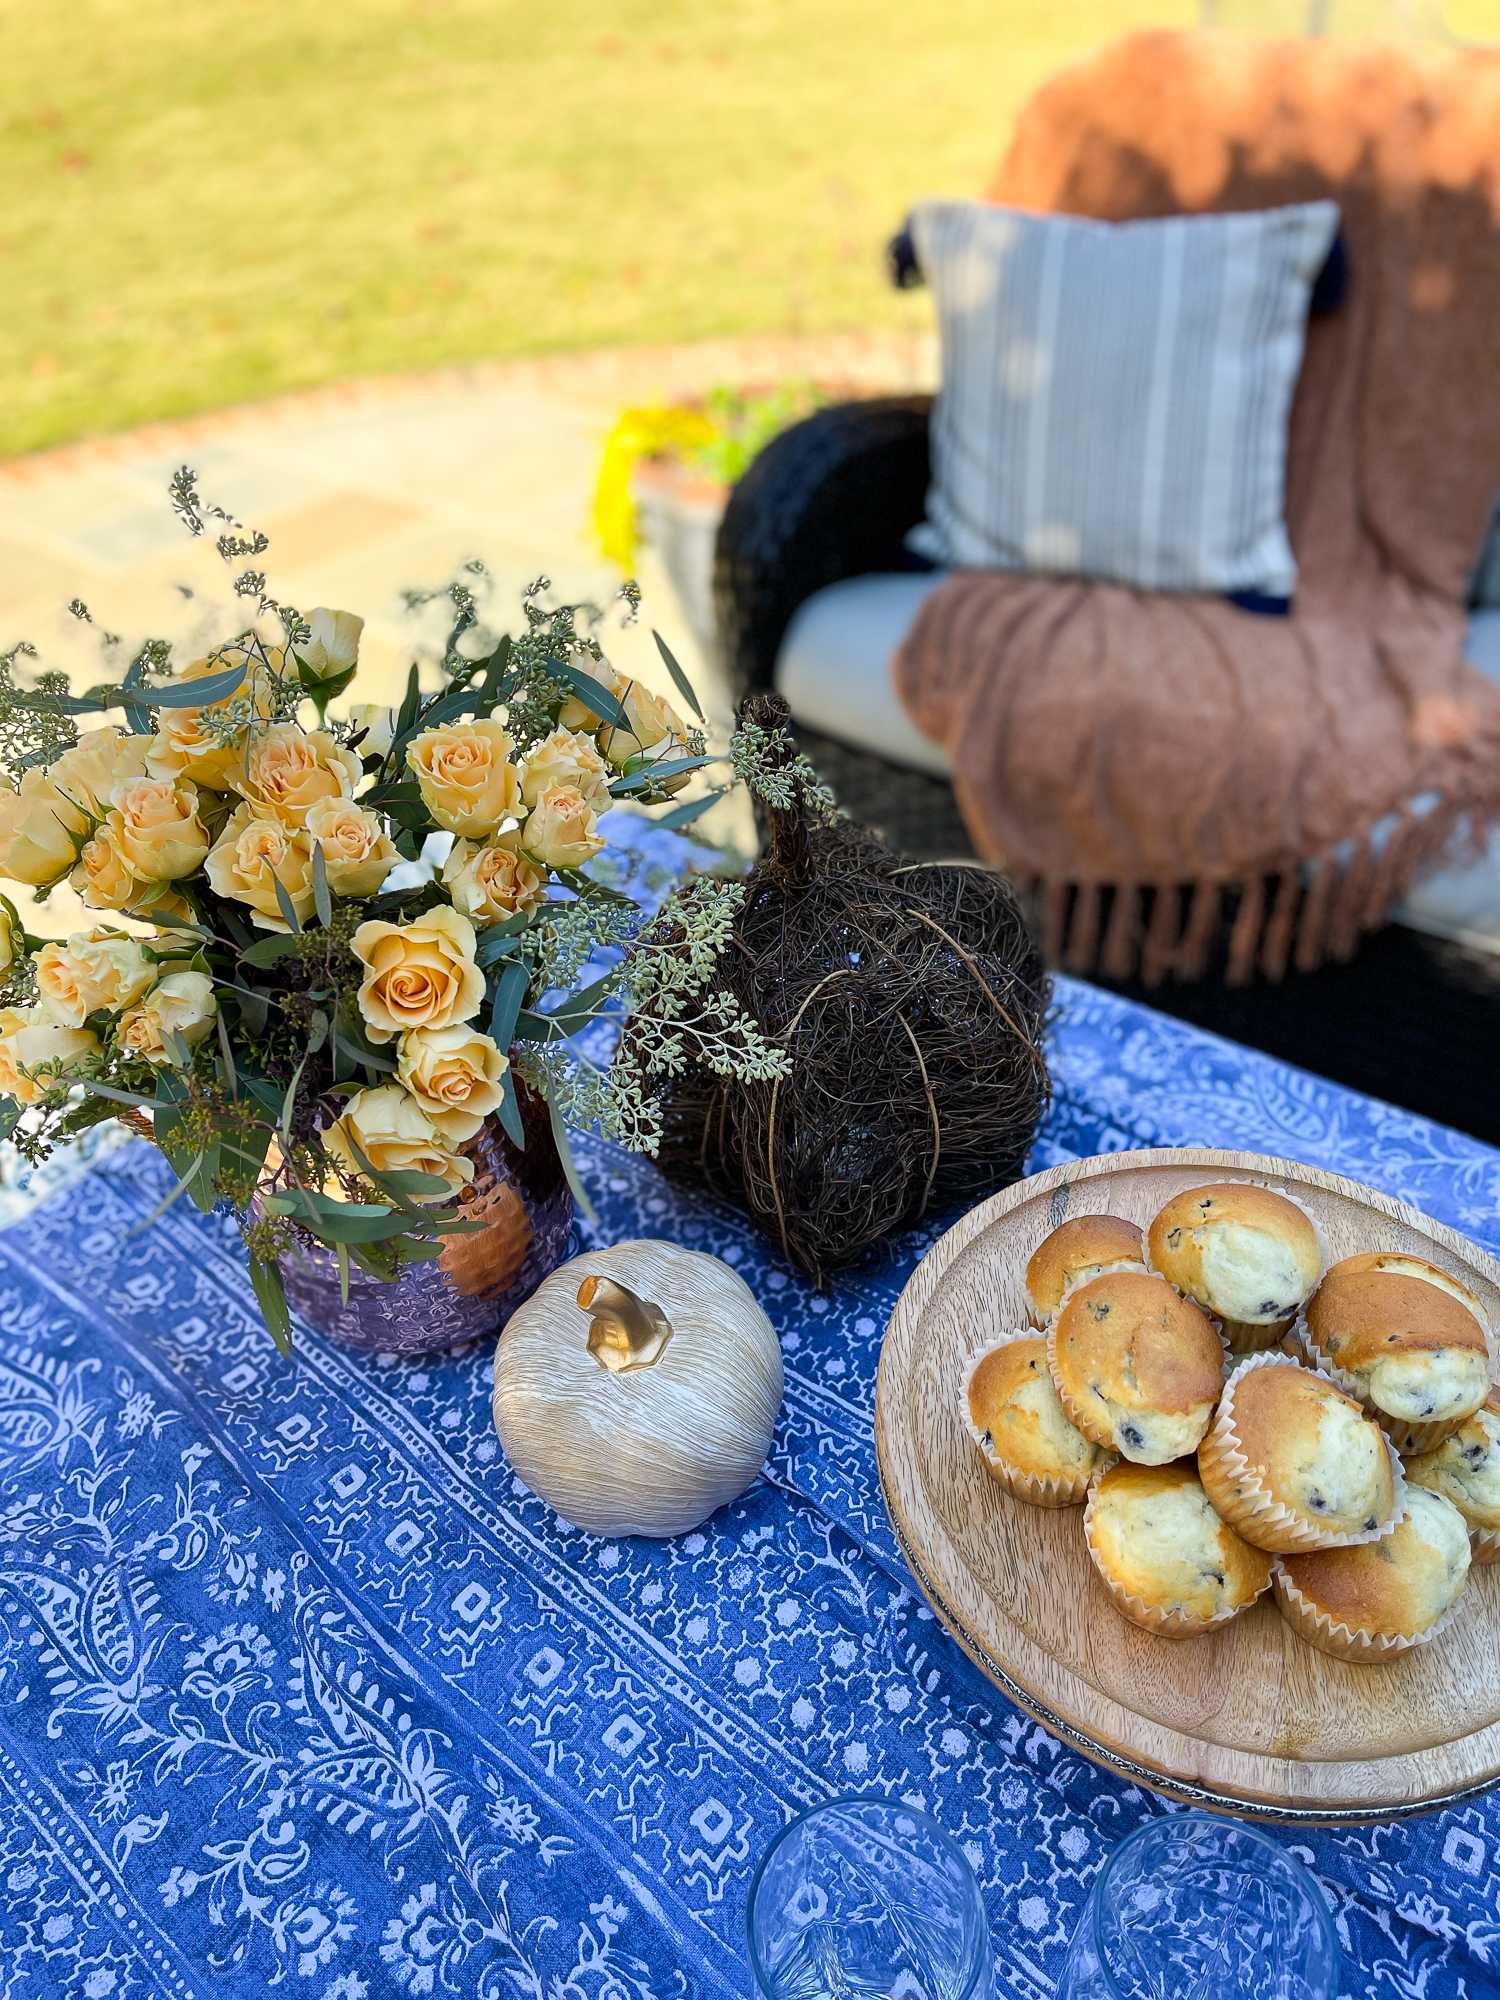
961;1184;1498;1662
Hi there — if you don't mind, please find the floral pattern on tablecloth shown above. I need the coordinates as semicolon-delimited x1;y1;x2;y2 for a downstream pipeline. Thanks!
0;975;1498;1997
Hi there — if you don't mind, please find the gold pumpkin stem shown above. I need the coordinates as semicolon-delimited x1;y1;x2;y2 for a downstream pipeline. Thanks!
579;1274;674;1372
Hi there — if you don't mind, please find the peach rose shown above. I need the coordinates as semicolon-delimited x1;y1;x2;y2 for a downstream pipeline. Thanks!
304;797;399;898
296;607;363;683
239;723;361;827
351;906;484;1044
34;929;155;1027
396;1023;508;1142
345;703;397;758
0;1007;100;1105
521;727;613;815
204;805;316;931
405;720;523;838
326;1084;474;1202
145;646;278;791
0;731;149;889
72;821;146;913
522;780;604;871
441;829;547;926
0;901;17;978
598;680;688;770
117;971;218;1065
109;776;211;881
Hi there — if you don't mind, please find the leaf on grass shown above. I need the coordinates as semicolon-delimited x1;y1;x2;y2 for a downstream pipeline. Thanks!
653;628;705;721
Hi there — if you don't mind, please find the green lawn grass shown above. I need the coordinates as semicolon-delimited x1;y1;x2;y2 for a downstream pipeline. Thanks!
3;0;1496;460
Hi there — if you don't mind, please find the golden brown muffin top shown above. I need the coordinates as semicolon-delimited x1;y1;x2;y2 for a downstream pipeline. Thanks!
1148;1183;1322;1324
1026;1213;1147;1321
1404;1387;1500;1533
1225;1362;1394;1532
1089;1460;1272;1615
966;1339;1103;1480
1305;1263;1488;1371
1053;1270;1224;1415
1326;1253;1489;1329
1280;1486;1472;1638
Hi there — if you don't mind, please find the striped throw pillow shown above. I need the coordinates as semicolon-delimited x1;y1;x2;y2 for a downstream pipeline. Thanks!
909;198;1341;598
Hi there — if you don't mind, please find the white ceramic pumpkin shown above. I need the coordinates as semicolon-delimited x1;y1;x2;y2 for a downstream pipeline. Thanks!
491;1239;783;1538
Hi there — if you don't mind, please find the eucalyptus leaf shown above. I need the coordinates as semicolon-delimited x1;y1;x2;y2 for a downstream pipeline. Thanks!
548;656;628;730
271;872;302;934
249;1255;294;1359
652;789;723;832
487;960;529;1053
548;1096;598;1224
311;842;331;928
653;628;705;721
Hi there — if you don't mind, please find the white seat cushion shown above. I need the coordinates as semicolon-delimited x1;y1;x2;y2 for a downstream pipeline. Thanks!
774;572;952;777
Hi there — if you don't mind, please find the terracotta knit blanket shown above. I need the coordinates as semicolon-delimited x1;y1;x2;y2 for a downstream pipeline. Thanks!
894;31;1500;982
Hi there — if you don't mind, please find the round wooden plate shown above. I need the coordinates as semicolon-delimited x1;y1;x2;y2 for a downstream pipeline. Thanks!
875;1148;1500;1824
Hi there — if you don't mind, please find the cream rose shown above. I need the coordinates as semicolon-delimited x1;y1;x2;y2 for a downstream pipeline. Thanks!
117;971;218;1065
204;805;315;931
406;720;523;838
521;727;613;815
239;723;361;827
350;906;484;1043
0;1007;100;1105
304;797;399;897
296;607;363;682
0;901;17;978
34;929;154;1027
109;776;211;881
72;821;146;913
345;703;397;759
326;1084;474;1202
145;647;277;791
598;679;688;770
441;830;547;926
522;780;605;870
0;729;149;889
396;1024;508;1142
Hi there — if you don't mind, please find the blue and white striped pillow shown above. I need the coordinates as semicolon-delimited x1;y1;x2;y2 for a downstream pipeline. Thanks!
909;198;1341;598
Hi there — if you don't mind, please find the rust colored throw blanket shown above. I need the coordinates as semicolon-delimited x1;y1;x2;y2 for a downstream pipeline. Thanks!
894;32;1500;982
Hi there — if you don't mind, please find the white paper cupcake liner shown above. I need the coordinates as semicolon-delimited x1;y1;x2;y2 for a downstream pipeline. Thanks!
1145;1178;1330;1333
1082;1469;1269;1640
1292;1313;1487;1455
1471;1525;1500;1565
962;1332;1104;1508
1272;1554;1466;1662
1197;1353;1405;1554
1024;1255;1150;1330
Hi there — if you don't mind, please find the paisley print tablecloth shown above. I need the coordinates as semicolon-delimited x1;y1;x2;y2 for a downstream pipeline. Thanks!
3;974;1500;2000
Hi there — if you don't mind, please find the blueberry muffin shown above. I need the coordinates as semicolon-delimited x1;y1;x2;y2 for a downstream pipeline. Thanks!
1084;1459;1273;1638
1404;1385;1500;1562
1302;1253;1492;1452
1197;1354;1398;1552
1149;1182;1322;1354
1048;1270;1225;1465
963;1334;1111;1505
1025;1213;1147;1326
1274;1485;1472;1661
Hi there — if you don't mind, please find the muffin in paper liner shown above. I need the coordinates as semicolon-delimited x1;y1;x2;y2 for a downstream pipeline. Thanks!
1147;1179;1330;1355
962;1331;1110;1507
1083;1461;1273;1640
1404;1389;1500;1565
1046;1276;1225;1466
1023;1212;1149;1328
1197;1352;1405;1554
1291;1313;1484;1455
1271;1556;1466;1663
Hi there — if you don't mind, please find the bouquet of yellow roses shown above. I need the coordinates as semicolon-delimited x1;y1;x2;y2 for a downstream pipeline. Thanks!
0;472;788;1350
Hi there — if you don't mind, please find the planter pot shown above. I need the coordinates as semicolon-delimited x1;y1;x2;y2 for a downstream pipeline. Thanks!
279;1082;574;1355
630;457;728;669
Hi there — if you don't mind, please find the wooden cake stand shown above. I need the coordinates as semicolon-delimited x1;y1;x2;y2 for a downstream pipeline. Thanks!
875;1148;1500;1823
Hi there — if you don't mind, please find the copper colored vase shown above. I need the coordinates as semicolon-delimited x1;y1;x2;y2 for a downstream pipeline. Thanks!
281;1084;575;1355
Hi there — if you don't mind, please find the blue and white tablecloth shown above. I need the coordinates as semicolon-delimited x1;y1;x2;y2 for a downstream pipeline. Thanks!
2;975;1500;2000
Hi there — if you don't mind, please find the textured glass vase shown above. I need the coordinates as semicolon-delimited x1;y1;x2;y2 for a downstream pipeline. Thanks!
280;1083;575;1355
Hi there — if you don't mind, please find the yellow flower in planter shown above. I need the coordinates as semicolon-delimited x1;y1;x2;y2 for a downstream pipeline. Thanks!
523;780;604;870
441;829;547;926
205;805;316;931
303;797;399;897
117;971;218;1064
350;906;484;1043
327;1083;475;1201
34;929;155;1027
0;1007;100;1104
521;728;613;816
406;719;523;838
239;723;362;828
396;1023;508;1142
109;776;211;880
